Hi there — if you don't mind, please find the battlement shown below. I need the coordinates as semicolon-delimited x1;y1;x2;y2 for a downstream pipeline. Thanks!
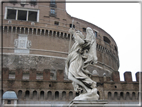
111;71;142;83
2;67;142;83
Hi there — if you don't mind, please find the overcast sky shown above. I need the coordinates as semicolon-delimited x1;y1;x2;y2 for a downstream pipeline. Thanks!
66;1;141;81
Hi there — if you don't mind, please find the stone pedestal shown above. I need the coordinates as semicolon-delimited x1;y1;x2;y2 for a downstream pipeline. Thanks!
69;100;108;107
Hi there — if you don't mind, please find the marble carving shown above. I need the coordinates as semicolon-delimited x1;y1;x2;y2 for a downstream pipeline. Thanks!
65;27;99;100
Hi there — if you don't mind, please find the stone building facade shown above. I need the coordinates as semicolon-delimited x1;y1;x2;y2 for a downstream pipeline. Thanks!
1;0;141;106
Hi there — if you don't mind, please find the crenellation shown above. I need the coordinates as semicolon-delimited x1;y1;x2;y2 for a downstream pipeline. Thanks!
112;71;120;82
15;68;23;80
124;71;132;82
29;69;36;81
56;69;64;81
2;68;9;80
43;69;50;81
135;72;142;82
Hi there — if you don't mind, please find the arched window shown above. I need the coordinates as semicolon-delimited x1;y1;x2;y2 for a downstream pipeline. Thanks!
41;29;44;35
4;26;7;32
9;26;12;33
17;27;20;33
25;28;28;34
21;27;24;34
33;28;36;35
108;92;111;100
25;90;30;99
114;92;118;100
132;92;136;100
40;91;44;100
18;90;22;99
45;30;48;35
37;29;40;35
120;92;124;100
13;26;16;33
126;92;130;100
103;36;110;44
69;91;73;100
47;91;52;100
62;91;66;100
33;90;37;99
53;31;56;36
55;91;59;100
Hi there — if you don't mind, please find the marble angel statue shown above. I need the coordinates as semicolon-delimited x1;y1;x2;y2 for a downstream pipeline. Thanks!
65;27;99;100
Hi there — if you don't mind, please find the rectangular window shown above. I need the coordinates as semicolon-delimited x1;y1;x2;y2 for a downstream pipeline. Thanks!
9;73;15;79
7;9;16;19
5;7;39;22
51;0;55;4
54;21;59;25
22;73;29;80
50;9;55;14
95;31;97;37
50;0;56;7
7;100;11;104
18;10;27;21
82;28;86;32
28;11;37;21
36;73;43;80
50;9;56;17
21;0;26;4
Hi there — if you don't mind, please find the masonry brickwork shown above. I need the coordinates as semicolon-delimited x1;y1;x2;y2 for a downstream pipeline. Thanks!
1;0;141;105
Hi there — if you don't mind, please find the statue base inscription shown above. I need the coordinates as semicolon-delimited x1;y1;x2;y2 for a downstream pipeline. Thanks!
69;100;108;107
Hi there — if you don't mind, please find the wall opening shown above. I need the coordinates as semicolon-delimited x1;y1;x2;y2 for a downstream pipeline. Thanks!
9;72;15;79
25;90;30;99
28;11;37;22
7;9;16;20
22;73;29;80
54;21;59;25
47;91;52;100
69;91;73;100
69;24;75;28
62;91;66;100
40;91;44;100
18;90;22;99
120;92;124;100
33;91;37;99
132;92;136;100
114;92;118;100
7;100;11;104
126;92;130;100
18;10;27;21
55;91;59;100
108;92;111;100
103;36;110;44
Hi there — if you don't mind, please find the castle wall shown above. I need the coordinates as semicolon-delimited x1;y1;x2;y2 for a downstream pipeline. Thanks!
2;0;119;74
1;67;141;105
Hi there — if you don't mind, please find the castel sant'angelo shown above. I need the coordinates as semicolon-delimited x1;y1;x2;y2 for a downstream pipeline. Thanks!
0;0;141;106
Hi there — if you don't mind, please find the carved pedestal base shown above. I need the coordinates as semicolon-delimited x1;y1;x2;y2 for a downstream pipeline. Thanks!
69;100;108;107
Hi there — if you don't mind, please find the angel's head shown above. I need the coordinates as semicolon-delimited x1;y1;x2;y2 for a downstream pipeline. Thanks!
86;27;95;38
76;30;85;39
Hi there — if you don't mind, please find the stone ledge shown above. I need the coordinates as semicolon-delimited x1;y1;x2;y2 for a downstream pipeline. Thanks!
69;100;108;107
